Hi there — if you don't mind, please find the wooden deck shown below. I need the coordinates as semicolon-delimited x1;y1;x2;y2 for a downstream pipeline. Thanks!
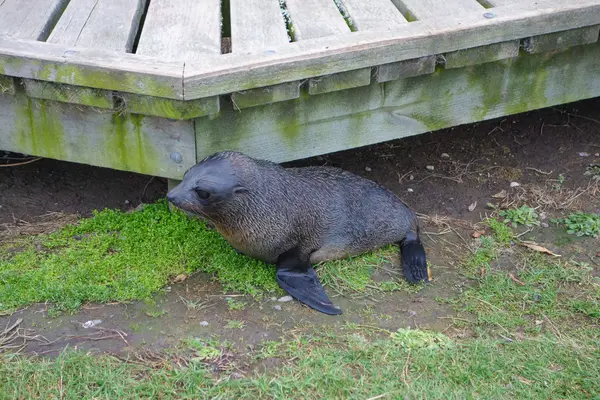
1;0;600;179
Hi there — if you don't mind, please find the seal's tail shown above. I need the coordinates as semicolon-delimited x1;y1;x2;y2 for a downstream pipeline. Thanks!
398;221;429;283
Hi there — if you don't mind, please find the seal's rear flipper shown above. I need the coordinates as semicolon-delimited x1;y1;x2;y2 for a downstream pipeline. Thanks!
276;248;342;315
399;231;429;283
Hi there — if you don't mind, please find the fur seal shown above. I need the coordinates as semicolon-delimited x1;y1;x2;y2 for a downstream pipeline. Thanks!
167;151;428;315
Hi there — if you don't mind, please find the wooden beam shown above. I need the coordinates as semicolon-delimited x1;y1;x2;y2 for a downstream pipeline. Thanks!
338;0;407;29
0;0;69;40
0;92;196;179
184;0;600;99
0;75;15;95
443;41;519;69
523;25;600;54
23;79;114;109
286;0;372;94
229;0;298;109
376;56;437;83
195;41;600;163
392;0;483;20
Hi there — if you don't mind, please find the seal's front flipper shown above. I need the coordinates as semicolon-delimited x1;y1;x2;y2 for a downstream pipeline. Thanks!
276;248;342;315
399;230;429;283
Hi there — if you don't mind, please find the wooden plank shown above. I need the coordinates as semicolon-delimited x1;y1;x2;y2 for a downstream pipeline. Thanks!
0;92;196;179
184;0;600;99
131;0;221;117
23;79;114;109
195;40;600;163
0;75;15;95
377;56;437;83
230;0;298;109
0;38;184;99
47;0;145;52
136;0;221;60
392;0;484;20
483;0;519;6
338;0;407;30
117;92;220;120
523;25;600;54
443;41;519;69
286;0;372;94
0;0;69;40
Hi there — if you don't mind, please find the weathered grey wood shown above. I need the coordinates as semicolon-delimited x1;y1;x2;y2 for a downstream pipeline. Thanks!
117;92;219;120
195;40;600;163
523;25;600;54
0;0;69;40
136;0;221;60
132;0;221;117
24;79;114;109
443;41;519;69
0;93;196;179
0;38;184;98
377;56;437;83
184;0;600;99
0;75;15;95
483;0;520;6
230;0;298;109
393;0;484;20
47;0;145;52
337;0;407;30
286;0;372;94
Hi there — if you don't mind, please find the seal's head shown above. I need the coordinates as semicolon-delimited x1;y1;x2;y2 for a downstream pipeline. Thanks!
166;152;248;219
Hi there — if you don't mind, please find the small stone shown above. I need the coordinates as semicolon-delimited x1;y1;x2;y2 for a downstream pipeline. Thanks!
199;321;209;326
441;153;450;159
595;252;600;258
365;166;372;172
409;175;414;181
270;297;277;302
273;305;282;311
579;152;590;157
541;222;549;228
124;199;130;205
278;295;293;302
510;182;520;187
407;188;414;193
82;320;102;329
596;153;600;157
426;165;435;171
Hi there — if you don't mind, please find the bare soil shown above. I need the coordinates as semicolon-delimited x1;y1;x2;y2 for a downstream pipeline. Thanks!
1;97;599;360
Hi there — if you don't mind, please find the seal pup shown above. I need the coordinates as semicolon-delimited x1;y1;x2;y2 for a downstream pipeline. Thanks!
167;151;428;315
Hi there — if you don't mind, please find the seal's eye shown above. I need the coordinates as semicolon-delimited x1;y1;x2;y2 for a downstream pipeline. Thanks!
195;188;211;200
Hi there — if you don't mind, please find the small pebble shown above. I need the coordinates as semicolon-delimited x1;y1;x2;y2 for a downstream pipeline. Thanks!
125;199;130;205
409;175;414;181
82;320;102;329
407;188;414;193
273;305;282;311
579;152;590;157
278;295;293;302
441;153;450;159
200;321;209;326
510;182;520;187
365;166;372;172
596;153;600;157
426;165;435;171
541;222;549;228
270;297;277;302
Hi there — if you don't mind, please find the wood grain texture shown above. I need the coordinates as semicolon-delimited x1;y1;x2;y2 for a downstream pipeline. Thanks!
0;38;184;98
444;41;519;69
194;40;600;163
229;0;298;108
184;0;600;99
136;0;221;60
0;0;69;40
0;92;196;179
47;0;145;52
376;56;436;83
393;0;484;20
23;79;114;109
523;25;600;54
484;0;520;6
0;75;15;95
338;0;407;30
119;92;219;119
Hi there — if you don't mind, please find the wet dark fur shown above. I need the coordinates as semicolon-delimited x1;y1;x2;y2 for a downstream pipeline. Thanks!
167;151;428;284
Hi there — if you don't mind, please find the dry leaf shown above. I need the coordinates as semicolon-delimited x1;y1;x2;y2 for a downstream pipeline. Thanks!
172;274;188;283
472;231;485;238
520;241;561;257
468;201;477;212
535;320;544;326
480;267;486;278
491;190;507;199
516;376;533;385
427;266;433;281
509;273;525;286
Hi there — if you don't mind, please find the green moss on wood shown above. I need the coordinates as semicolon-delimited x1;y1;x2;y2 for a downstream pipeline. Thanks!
24;79;114;109
0;75;15;95
308;69;372;95
231;82;300;110
119;93;219;120
524;25;600;54
444;41;519;69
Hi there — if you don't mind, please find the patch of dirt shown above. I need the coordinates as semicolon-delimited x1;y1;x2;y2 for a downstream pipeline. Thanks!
1;97;600;360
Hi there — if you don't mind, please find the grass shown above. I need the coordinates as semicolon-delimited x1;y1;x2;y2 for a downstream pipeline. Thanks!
0;201;407;314
499;206;540;228
553;212;600;238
